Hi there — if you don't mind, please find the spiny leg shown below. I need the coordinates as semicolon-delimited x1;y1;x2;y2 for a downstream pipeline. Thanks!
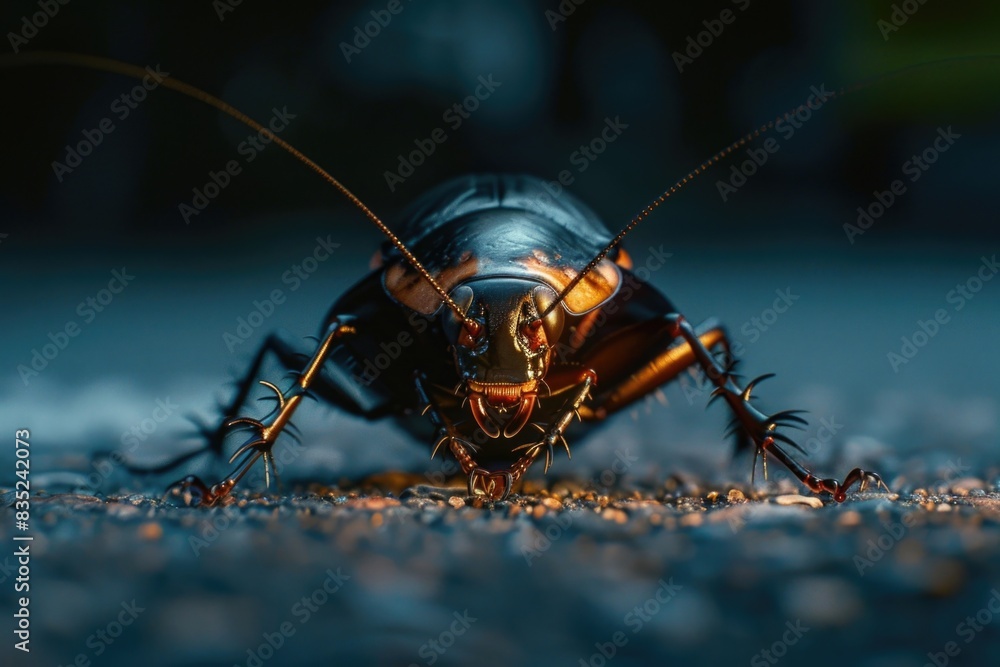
663;314;887;501
513;369;596;473
166;317;358;506
583;317;732;419
416;374;553;501
416;373;522;500
414;373;479;466
130;331;311;475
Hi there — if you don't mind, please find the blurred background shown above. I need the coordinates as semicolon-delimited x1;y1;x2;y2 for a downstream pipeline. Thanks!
0;0;996;479
0;1;998;666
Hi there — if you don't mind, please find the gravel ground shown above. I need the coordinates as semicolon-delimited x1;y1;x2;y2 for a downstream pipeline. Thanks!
4;466;1000;667
2;249;998;666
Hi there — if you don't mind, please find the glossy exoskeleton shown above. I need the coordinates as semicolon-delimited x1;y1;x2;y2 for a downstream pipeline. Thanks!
180;171;886;504
8;52;889;505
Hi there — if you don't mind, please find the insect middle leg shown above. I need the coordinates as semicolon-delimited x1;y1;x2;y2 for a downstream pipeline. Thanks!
582;314;886;501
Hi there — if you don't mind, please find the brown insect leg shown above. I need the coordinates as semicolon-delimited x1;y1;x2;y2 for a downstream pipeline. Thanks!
132;332;313;475
584;318;732;419
663;314;888;501
513;369;595;475
417;371;594;501
166;317;357;506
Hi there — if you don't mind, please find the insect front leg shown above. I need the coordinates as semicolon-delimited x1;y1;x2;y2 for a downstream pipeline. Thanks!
168;316;359;506
514;368;596;473
129;331;314;475
414;374;533;501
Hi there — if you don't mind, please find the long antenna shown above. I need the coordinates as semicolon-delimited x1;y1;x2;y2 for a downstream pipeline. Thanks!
541;55;1000;318
1;50;471;324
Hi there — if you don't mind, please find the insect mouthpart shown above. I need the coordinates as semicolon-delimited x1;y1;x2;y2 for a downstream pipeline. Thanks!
466;379;539;438
468;379;538;407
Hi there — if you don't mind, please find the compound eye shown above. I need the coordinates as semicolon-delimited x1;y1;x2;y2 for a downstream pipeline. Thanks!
521;318;545;351
458;319;483;349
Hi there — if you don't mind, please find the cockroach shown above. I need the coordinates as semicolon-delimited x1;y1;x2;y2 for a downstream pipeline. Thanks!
8;51;900;506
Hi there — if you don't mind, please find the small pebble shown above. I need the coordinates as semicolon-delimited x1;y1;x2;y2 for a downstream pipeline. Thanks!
951;478;986;496
138;522;162;541
448;496;466;509
603;508;628;524
727;489;746;503
542;497;562;510
775;494;824;508
838;511;862;527
680;513;703;527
